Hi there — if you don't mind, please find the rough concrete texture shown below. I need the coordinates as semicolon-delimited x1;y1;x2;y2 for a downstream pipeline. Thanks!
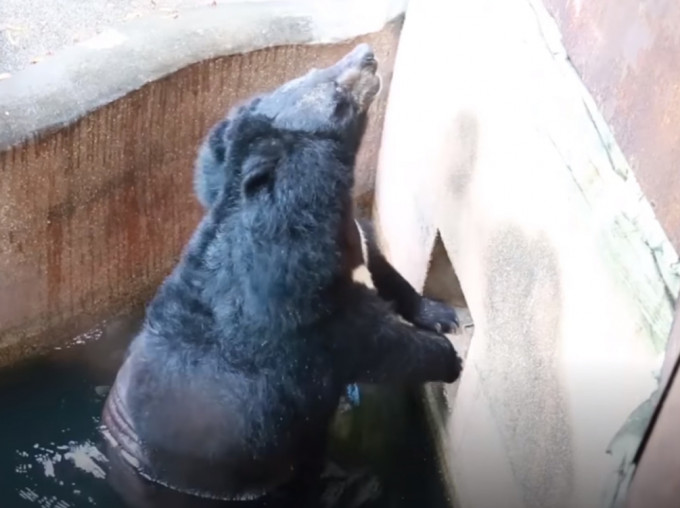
373;1;680;508
0;0;406;75
0;1;212;74
0;0;407;150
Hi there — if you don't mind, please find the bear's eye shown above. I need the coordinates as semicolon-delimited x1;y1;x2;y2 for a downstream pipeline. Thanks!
334;100;351;118
333;88;353;118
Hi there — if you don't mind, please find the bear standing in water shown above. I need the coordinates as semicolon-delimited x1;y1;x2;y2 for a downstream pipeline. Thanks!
102;44;462;506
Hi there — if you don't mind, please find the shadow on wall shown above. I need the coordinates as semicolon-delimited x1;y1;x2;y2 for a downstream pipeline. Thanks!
442;111;479;201
421;111;480;315
483;226;574;508
424;234;467;309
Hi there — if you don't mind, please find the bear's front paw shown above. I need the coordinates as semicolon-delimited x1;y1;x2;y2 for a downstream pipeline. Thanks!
412;298;460;334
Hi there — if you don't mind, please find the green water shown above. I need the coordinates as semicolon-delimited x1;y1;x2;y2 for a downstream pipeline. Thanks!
0;315;450;508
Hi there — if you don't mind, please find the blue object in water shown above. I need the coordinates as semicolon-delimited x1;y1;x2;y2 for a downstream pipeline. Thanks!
345;383;361;406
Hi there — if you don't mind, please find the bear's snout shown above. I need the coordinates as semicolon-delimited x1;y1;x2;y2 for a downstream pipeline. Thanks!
333;44;381;111
334;43;378;74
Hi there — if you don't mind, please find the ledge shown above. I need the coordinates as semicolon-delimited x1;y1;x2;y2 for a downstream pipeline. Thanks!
0;0;407;151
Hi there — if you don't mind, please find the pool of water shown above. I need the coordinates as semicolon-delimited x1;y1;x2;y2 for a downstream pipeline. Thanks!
0;314;450;508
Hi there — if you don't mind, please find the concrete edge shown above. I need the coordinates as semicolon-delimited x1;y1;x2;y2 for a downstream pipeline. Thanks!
0;0;408;151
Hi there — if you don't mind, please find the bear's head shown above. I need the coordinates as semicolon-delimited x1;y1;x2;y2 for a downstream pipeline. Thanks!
195;43;381;211
197;44;382;319
251;42;381;139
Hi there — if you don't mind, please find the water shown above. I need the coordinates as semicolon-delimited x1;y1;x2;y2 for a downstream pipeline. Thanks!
0;314;450;508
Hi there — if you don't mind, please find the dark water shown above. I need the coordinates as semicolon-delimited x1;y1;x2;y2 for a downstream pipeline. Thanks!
0;314;450;508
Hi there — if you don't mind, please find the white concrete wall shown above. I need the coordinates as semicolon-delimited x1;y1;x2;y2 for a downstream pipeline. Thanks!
373;1;680;508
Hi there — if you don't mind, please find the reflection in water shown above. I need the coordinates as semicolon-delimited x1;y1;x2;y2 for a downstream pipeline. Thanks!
0;315;449;508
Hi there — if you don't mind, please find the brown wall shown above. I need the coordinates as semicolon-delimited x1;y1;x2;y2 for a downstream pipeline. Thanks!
0;20;402;366
542;0;680;250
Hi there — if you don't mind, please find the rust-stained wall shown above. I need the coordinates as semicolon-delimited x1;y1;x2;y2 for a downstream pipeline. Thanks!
0;20;401;366
542;0;680;251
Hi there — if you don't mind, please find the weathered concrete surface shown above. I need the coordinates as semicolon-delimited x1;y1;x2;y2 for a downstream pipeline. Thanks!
373;0;680;507
0;0;406;151
542;0;680;252
0;0;407;75
0;1;202;74
0;19;403;367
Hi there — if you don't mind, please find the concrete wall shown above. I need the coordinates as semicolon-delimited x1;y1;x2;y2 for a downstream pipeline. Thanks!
0;2;405;366
372;1;679;507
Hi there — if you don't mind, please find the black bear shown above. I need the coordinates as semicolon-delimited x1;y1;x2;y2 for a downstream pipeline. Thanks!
101;43;462;505
194;70;459;338
194;57;461;412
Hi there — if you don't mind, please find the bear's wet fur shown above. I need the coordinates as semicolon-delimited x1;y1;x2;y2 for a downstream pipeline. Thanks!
102;44;462;505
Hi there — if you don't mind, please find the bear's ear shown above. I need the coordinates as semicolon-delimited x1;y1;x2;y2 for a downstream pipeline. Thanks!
207;118;230;163
241;145;282;198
